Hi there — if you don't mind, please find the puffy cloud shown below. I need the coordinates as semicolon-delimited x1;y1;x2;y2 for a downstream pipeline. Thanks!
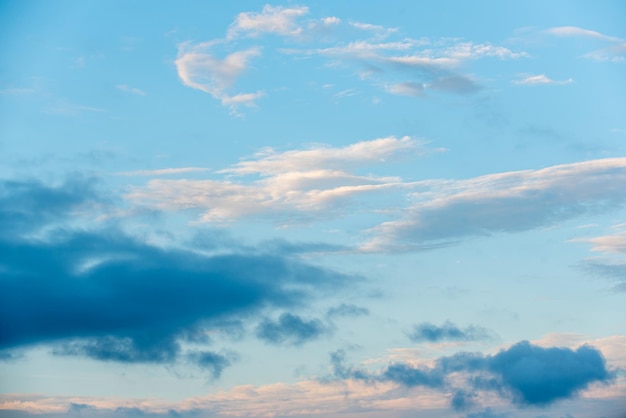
228;5;309;38
381;341;613;407
408;321;492;343
255;313;331;346
482;342;612;406
0;179;353;365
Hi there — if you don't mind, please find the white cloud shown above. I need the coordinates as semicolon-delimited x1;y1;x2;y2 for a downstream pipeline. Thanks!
545;26;626;62
127;137;429;222
583;42;626;62
228;5;309;38
545;26;623;43
513;74;574;85
362;158;626;252
385;82;424;97
571;232;626;254
175;43;263;108
116;84;146;96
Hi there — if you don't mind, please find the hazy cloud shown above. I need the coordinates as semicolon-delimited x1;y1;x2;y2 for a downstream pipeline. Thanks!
513;74;573;85
256;313;331;346
408;321;492;343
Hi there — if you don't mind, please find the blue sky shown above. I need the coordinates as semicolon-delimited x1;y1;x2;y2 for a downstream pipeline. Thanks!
1;1;626;417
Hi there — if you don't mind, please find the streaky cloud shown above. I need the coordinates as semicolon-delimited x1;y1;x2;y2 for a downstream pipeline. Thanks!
363;158;626;251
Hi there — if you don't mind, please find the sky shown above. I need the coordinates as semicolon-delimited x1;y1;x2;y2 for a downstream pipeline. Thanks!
1;1;626;417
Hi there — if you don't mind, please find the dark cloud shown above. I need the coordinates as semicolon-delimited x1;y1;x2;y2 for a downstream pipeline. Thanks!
329;341;613;409
451;390;477;411
0;179;353;367
408;321;491;343
255;313;331;346
187;351;233;379
484;341;613;406
382;362;445;388
326;303;369;318
0;177;102;237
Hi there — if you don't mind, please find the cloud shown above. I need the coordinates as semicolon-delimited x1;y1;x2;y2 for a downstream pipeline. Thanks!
175;43;263;108
363;158;626;251
382;362;446;388
287;37;523;97
326;303;369;318
545;26;626;62
228;5;309;38
513;74;574;85
382;341;613;407
580;261;626;292
408;321;492;343
0;179;353;364
545;26;623;43
464;407;509;418
127;137;429;223
115;85;146;96
572;232;626;254
1;339;621;417
385;82;424;97
255;313;331;346
482;341;613;406
187;350;233;379
114;168;209;177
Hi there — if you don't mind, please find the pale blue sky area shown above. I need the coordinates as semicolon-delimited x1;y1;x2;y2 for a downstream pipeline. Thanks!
1;2;625;417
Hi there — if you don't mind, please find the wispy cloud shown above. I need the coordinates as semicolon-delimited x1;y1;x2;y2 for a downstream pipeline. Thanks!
175;42;263;108
545;26;623;43
127;137;432;222
363;158;626;251
545;26;626;62
116;84;146;96
113;167;209;177
513;74;574;85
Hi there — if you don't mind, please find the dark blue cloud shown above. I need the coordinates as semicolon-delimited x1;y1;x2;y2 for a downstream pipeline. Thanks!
187;351;233;379
485;341;613;406
408;321;491;343
329;340;613;410
255;313;330;346
0;179;353;366
326;303;369;318
382;362;445;388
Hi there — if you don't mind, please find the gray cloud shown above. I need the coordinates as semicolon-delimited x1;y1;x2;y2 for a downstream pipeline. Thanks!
408;321;492;343
255;313;331;346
